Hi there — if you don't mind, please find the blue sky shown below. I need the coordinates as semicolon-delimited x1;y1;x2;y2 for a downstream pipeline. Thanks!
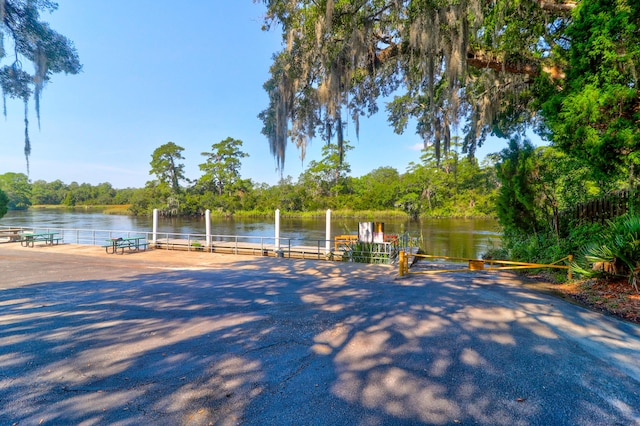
1;1;526;189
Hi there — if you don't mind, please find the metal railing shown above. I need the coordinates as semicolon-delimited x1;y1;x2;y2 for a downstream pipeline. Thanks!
0;225;148;246
151;231;335;258
0;225;407;264
341;241;400;264
0;225;337;261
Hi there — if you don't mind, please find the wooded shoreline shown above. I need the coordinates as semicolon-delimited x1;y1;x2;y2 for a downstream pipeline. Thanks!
24;204;497;220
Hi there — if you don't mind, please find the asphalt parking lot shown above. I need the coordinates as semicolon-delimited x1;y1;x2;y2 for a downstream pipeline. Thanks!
1;243;639;425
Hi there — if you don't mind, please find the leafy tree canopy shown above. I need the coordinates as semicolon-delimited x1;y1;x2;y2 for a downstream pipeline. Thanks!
196;137;252;213
149;142;188;193
0;188;8;218
0;171;30;209
258;0;577;171
1;0;82;170
198;137;249;197
539;0;640;183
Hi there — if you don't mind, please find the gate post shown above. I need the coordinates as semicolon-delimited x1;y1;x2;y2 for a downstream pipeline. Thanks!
399;251;405;276
568;254;573;280
404;251;409;274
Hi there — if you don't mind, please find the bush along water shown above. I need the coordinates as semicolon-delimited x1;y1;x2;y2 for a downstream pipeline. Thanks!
342;241;397;264
571;214;640;292
493;221;609;282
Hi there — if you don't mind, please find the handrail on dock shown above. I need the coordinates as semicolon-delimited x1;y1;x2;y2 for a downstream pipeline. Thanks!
1;225;408;264
0;225;359;261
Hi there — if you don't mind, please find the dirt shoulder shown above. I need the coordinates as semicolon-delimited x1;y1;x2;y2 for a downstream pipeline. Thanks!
521;274;640;324
553;278;640;324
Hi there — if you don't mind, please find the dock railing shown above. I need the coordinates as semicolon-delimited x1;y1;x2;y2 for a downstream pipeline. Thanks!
0;225;408;263
0;226;342;260
0;226;150;246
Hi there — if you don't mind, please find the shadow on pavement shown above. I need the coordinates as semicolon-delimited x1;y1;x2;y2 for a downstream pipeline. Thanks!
1;256;640;425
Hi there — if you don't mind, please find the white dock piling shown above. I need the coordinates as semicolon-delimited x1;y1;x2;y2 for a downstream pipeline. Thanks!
275;209;280;251
205;209;211;247
325;209;331;254
152;209;158;243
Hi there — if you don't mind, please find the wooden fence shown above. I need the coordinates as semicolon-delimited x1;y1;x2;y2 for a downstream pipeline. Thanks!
559;187;636;225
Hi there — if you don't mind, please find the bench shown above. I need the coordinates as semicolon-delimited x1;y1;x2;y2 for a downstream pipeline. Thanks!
104;237;148;254
334;235;358;251
2;233;23;242
0;228;28;243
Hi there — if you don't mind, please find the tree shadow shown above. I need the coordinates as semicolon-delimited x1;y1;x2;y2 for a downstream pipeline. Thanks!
1;259;639;425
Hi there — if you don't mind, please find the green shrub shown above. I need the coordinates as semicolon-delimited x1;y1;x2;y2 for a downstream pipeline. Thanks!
497;224;606;281
0;189;8;219
342;241;393;264
571;214;640;292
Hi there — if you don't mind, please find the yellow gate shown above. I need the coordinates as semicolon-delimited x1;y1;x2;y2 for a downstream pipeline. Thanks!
398;252;573;279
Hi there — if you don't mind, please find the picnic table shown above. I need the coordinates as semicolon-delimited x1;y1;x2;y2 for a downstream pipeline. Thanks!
104;236;148;254
19;232;61;247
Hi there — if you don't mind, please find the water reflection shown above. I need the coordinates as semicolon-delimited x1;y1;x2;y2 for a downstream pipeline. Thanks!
1;210;501;258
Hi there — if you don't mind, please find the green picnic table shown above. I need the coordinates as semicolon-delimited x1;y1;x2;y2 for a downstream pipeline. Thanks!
103;236;148;254
19;232;61;247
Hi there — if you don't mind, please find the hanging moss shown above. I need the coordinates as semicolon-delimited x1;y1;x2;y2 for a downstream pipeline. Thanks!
259;0;572;172
0;0;81;172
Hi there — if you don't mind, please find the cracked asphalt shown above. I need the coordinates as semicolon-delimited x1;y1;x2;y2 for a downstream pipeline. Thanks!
1;243;640;425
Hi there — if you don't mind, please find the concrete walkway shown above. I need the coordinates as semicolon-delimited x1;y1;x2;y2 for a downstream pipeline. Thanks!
1;243;639;425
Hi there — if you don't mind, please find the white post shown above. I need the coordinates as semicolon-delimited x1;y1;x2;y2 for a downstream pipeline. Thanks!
205;209;211;247
275;209;280;252
152;209;158;243
325;209;331;254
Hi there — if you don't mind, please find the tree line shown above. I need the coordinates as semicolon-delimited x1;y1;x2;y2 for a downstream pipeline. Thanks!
260;0;639;191
0;137;499;219
0;172;137;210
2;1;639;287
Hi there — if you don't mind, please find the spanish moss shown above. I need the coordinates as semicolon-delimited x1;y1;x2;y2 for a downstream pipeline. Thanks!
0;0;81;171
23;99;30;174
259;0;572;171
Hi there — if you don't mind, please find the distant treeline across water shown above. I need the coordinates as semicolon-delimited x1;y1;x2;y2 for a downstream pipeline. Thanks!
1;209;501;259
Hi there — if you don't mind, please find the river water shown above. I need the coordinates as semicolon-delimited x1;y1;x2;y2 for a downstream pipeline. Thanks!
1;209;501;258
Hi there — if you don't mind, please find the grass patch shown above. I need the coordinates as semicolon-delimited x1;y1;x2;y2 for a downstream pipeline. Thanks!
102;205;132;215
211;209;410;219
23;205;413;220
30;204;131;214
279;209;408;219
